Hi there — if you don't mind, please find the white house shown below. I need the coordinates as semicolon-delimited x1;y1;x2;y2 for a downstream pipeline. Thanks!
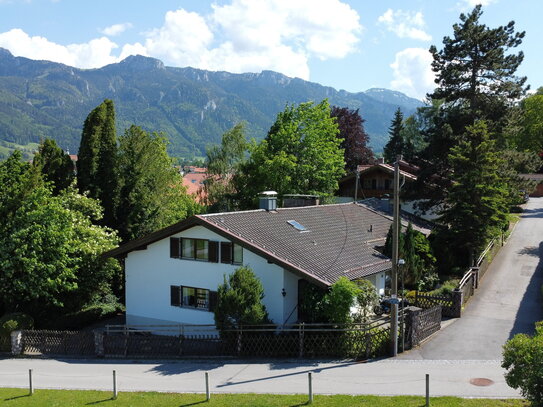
105;199;411;330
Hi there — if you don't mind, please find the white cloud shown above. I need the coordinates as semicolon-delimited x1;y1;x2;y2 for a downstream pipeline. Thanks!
100;23;133;37
461;0;496;7
0;28;118;68
139;0;362;80
377;9;431;41
0;0;362;79
390;48;435;100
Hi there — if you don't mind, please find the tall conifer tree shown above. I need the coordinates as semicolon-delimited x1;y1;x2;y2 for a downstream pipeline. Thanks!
383;108;405;164
33;138;74;194
77;99;118;226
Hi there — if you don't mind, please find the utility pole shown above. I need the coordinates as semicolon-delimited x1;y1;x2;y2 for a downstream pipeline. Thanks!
390;154;401;356
354;168;360;202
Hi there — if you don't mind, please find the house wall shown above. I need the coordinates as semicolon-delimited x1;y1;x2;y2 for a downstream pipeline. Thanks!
125;225;300;329
364;273;386;296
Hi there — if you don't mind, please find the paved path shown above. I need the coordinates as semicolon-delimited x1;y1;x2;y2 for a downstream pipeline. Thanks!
0;357;521;398
399;197;543;360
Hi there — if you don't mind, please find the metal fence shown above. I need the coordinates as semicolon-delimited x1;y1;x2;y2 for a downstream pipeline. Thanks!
456;238;501;307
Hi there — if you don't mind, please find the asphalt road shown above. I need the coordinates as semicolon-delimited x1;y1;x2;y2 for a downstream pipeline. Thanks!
0;357;521;398
400;197;543;360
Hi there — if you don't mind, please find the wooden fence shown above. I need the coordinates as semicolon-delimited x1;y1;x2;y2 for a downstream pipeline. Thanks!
413;291;461;318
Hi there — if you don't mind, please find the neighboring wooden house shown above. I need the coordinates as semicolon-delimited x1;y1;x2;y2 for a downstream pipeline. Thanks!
104;199;399;329
338;158;417;200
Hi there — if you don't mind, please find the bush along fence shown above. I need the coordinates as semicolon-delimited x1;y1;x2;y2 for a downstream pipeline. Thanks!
412;238;502;318
11;306;442;359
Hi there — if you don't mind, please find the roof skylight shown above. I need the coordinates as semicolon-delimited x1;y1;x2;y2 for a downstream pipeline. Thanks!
287;220;309;232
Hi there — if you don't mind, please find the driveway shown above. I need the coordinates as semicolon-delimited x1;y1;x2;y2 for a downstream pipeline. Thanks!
400;197;543;360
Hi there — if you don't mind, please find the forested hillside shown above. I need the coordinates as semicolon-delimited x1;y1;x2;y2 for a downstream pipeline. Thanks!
0;48;423;158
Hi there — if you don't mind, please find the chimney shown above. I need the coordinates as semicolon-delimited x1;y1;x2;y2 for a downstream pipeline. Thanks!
259;191;278;211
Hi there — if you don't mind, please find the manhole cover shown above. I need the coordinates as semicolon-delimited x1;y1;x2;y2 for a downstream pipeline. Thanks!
470;378;494;386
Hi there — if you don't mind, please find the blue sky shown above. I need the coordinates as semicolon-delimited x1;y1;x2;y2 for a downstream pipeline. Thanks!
0;0;541;100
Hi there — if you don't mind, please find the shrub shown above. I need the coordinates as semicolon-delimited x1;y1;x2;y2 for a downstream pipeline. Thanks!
214;266;270;332
0;313;34;349
353;279;379;322
321;277;361;324
429;279;459;296
502;321;543;406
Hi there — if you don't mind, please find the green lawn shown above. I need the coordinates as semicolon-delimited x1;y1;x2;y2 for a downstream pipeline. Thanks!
0;388;528;407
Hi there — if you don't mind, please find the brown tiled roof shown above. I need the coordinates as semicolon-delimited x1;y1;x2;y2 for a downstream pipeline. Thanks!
104;203;393;287
201;203;392;285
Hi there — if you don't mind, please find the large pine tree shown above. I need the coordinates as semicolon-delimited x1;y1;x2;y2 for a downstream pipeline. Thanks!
429;5;527;129
437;121;508;267
414;5;528;210
383;108;405;164
77;99;118;226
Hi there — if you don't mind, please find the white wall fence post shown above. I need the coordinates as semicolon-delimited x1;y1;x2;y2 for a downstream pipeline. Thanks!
308;372;313;404
113;370;117;400
28;369;33;395
205;372;210;401
425;373;430;407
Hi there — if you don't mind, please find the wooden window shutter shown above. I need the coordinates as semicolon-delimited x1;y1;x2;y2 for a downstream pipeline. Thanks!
208;241;219;263
170;285;180;306
221;242;232;264
170;237;180;258
209;290;218;312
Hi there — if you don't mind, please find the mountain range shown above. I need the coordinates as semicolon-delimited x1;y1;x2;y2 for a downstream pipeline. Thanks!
0;48;424;158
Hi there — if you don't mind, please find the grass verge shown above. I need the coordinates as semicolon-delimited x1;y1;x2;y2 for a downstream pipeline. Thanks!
0;388;528;407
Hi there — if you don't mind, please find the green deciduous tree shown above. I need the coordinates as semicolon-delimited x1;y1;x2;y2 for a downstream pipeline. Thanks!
204;123;248;212
502;322;543;406
77;99;118;226
437;121;508;269
0;153;120;317
32;138;74;194
235;100;344;208
116;125;201;242
214;266;270;332
383;108;405;164
517;93;543;155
